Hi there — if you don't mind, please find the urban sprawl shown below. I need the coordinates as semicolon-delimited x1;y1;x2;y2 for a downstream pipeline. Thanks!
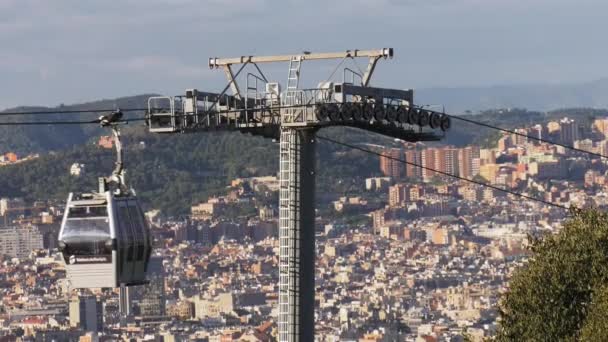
1;114;607;341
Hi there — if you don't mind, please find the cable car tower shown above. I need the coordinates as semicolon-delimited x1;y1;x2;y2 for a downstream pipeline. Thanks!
146;48;450;341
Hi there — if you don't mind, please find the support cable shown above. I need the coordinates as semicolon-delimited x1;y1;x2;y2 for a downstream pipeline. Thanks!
2;101;608;162
0;118;146;126
0;107;146;116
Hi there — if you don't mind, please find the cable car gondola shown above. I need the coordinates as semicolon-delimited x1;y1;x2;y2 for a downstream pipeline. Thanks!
58;111;152;288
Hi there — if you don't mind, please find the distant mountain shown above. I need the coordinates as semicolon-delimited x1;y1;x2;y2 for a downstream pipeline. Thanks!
417;78;608;113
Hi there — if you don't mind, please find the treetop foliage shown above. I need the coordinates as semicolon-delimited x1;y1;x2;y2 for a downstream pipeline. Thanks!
496;209;608;341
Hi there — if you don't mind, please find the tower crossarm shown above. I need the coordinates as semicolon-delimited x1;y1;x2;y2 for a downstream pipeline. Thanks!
208;48;393;68
146;88;450;140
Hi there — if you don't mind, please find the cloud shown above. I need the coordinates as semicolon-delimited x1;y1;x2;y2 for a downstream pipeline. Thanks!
0;0;607;108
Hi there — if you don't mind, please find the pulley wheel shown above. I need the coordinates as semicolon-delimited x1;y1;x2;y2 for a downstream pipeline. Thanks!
315;104;329;121
418;110;430;127
440;115;451;131
386;106;398;122
429;112;442;129
373;104;386;121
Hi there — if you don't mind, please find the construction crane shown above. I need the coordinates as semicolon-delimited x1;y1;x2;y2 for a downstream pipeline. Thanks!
145;48;450;342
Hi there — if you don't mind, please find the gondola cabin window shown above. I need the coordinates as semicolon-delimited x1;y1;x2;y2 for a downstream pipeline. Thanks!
61;206;111;259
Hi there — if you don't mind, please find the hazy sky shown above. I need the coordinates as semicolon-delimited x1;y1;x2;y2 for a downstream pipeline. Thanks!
0;0;606;108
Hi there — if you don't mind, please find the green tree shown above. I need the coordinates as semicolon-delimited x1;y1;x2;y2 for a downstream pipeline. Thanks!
580;286;608;340
496;209;608;341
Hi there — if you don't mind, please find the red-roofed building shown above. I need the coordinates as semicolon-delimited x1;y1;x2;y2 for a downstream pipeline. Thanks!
5;153;17;162
98;135;114;149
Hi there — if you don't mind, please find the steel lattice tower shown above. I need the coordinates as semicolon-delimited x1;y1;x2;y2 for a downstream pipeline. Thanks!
145;48;450;341
278;128;316;340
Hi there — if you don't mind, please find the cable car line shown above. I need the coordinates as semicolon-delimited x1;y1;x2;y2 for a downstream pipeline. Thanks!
1;103;607;161
0;117;147;126
0;107;147;116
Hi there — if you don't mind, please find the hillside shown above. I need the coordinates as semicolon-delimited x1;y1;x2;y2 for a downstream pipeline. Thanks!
1;95;607;216
0;94;154;154
0;125;383;216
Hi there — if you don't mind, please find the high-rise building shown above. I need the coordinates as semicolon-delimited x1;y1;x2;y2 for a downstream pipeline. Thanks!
388;184;408;207
119;285;134;318
421;147;459;181
139;256;166;317
497;135;513;152
435;148;448;175
458;146;480;179
0;226;43;258
371;210;386;234
530;124;545;143
404;148;422;179
444;147;459;176
559;117;579;145
365;177;391;191
69;295;103;332
197;224;212;246
472;157;481;177
421;148;437;182
379;148;404;179
409;186;424;201
118;257;166;319
512;128;528;146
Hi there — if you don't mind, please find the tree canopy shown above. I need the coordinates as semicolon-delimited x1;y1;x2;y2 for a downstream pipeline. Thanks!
0;127;382;216
496;209;608;341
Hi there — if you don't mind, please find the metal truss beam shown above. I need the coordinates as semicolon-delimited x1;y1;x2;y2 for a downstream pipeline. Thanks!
209;48;393;68
222;65;243;100
362;56;381;87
